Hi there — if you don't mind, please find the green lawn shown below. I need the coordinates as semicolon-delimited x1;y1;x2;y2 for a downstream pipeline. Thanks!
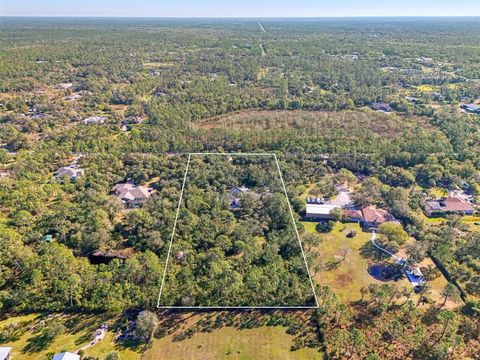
83;331;142;360
302;222;410;302
463;215;480;231
303;221;461;307
0;314;142;360
148;325;322;360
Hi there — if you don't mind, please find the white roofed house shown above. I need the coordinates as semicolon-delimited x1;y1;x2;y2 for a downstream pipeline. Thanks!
114;181;154;208
54;166;84;181
0;347;12;360
56;82;73;90
82;116;106;125
52;352;80;360
305;203;342;220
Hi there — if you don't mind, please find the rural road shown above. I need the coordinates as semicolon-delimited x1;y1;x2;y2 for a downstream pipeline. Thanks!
259;44;266;56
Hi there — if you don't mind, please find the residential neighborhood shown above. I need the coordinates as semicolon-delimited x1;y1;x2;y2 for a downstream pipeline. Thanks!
1;11;480;360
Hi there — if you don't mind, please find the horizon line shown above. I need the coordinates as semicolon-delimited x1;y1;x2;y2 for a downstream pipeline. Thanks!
2;15;480;19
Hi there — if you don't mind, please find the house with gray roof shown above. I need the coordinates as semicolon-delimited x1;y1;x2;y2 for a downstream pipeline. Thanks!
82;116;106;125
54;166;84;181
114;182;153;208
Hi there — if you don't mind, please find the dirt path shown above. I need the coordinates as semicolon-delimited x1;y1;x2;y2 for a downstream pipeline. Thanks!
77;327;107;352
259;44;266;56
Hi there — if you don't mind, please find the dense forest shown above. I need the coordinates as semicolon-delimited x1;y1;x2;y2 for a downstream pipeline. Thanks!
160;155;315;307
0;17;479;359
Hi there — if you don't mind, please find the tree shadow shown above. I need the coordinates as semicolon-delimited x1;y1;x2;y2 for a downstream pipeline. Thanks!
324;258;344;271
22;332;54;354
155;310;323;353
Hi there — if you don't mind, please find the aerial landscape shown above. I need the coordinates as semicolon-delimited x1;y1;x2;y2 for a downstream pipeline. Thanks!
0;1;480;359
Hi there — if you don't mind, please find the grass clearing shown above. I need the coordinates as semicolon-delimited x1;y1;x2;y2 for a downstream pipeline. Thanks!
148;324;322;360
302;222;412;302
0;314;142;360
302;222;458;307
143;62;175;68
416;84;436;92
463;215;480;231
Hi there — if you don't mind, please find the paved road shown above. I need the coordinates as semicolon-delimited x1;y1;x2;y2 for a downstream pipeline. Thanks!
258;22;267;33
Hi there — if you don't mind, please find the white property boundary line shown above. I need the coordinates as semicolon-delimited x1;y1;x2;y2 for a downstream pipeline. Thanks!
157;152;319;309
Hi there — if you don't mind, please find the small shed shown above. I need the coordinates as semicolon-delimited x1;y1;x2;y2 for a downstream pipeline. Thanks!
52;352;80;360
0;347;13;360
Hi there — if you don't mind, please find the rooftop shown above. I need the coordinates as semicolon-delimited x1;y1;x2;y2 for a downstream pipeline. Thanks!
0;347;12;360
114;182;153;203
361;206;390;224
52;352;80;360
55;166;84;179
427;196;475;213
306;203;340;216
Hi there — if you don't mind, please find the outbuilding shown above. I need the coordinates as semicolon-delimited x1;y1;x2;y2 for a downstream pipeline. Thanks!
305;203;341;220
0;347;12;360
52;352;80;360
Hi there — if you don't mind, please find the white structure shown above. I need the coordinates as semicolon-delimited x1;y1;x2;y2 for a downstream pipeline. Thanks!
0;347;12;360
113;182;153;208
54;166;84;181
64;94;82;101
52;352;80;360
57;83;73;90
305;203;341;220
82;116;106;125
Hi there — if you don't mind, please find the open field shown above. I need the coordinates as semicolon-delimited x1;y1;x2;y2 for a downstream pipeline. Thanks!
148;313;322;360
302;222;460;307
302;222;412;302
149;325;322;360
0;314;142;360
196;110;432;140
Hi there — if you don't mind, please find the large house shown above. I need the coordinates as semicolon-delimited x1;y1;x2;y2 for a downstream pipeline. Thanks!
360;206;393;229
425;197;475;217
0;347;12;360
54;166;84;181
113;182;153;208
371;102;393;113
227;186;258;209
52;352;80;360
305;202;394;230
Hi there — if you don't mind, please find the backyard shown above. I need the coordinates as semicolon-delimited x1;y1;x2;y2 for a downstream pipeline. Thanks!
0;314;142;360
302;221;459;307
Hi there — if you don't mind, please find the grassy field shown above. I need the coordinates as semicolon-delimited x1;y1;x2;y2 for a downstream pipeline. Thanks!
416;84;436;92
302;222;412;302
0;313;142;360
463;215;480;231
148;323;322;360
302;221;459;307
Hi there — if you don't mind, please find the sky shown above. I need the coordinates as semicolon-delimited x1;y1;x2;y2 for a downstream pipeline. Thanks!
2;0;480;18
